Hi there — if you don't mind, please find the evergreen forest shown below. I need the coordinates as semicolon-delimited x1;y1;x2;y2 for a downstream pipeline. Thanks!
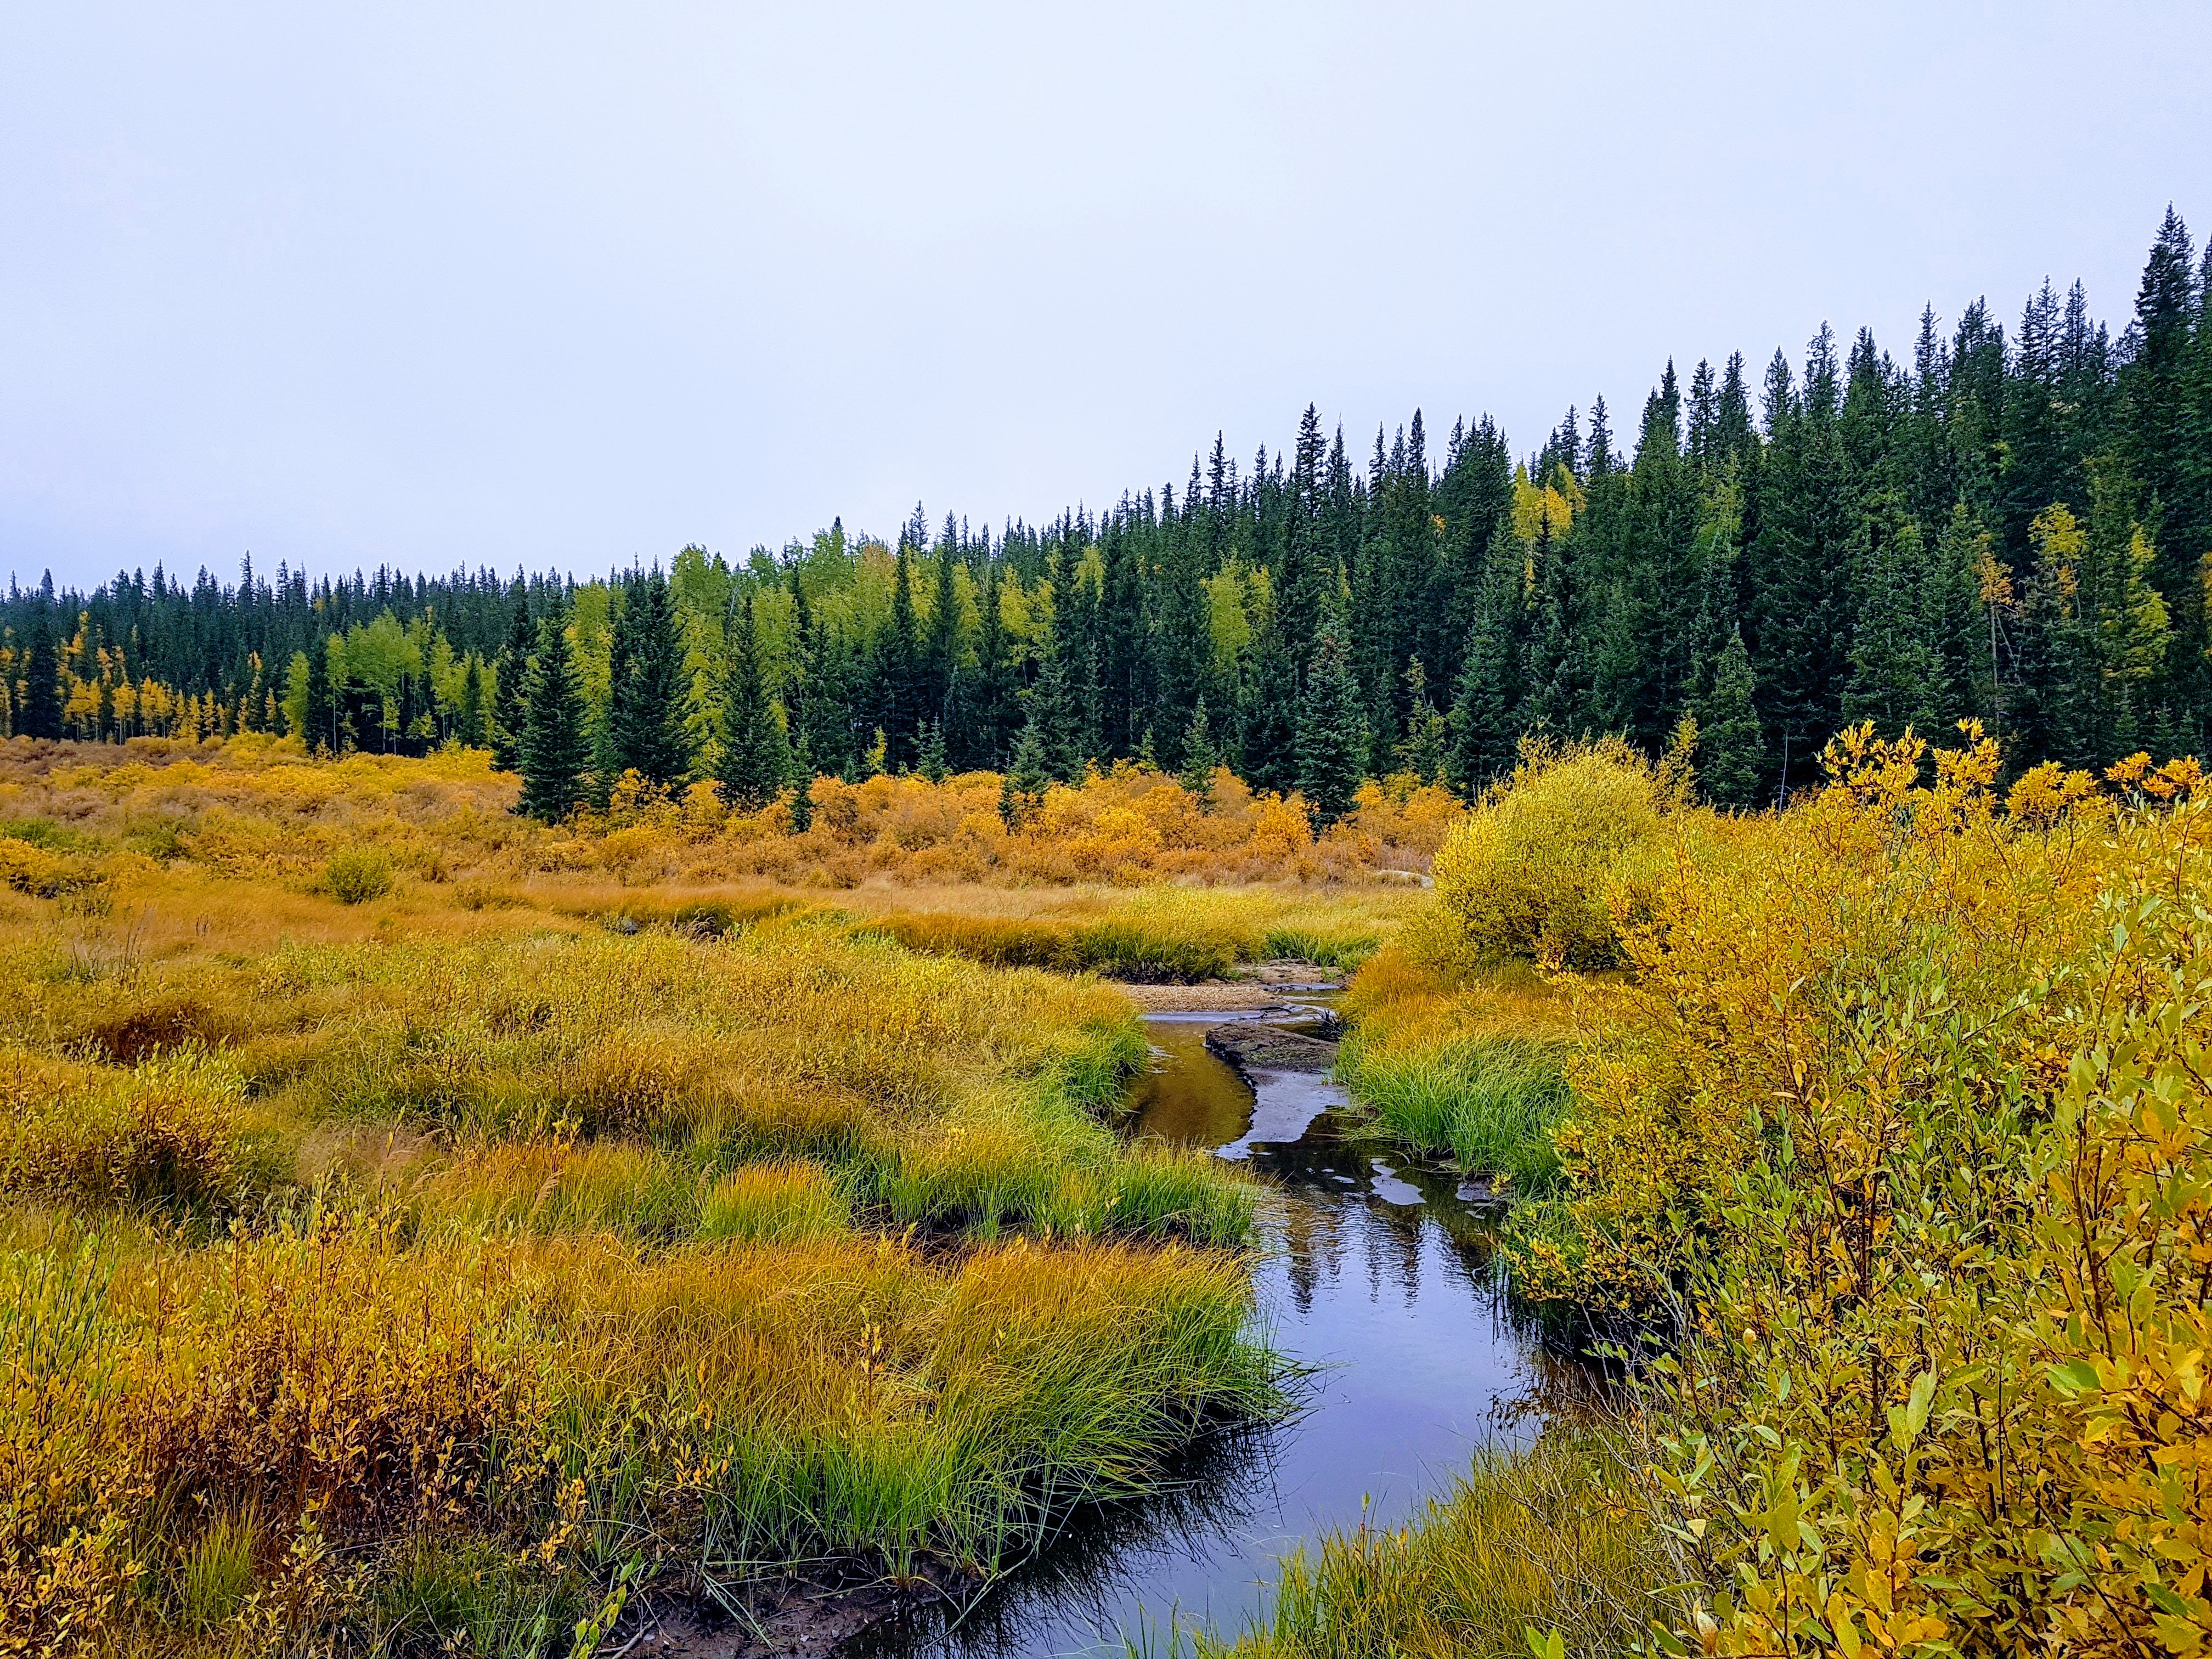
7;209;2210;817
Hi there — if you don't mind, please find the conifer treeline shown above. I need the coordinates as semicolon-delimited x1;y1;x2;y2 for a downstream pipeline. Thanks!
5;210;2209;814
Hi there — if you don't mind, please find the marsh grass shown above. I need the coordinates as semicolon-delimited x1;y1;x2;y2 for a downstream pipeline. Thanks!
1338;1036;1569;1193
1203;1431;1677;1659
1331;947;1582;1193
0;833;1286;1652
697;1160;853;1243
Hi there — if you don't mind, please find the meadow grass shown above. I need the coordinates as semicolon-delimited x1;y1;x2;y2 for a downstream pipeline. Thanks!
0;751;1304;1655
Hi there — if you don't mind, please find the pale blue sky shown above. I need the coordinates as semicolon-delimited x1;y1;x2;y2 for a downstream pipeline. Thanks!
4;1;2207;589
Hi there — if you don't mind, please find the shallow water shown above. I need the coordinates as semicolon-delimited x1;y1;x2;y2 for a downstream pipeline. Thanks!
866;1011;1556;1659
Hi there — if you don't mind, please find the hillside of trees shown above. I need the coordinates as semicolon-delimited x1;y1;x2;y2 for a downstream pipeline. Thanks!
5;208;2208;816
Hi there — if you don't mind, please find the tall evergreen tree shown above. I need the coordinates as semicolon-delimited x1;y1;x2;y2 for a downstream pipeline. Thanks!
303;635;337;755
608;569;692;789
1237;613;1301;796
1178;696;1220;805
490;591;532;770
1698;628;1766;807
1297;619;1368;822
18;609;61;741
717;592;787;810
517;600;591;822
456;654;487;749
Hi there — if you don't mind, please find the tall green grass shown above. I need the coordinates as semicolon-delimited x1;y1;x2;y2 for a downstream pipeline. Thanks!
1337;1035;1569;1193
1201;1431;1676;1659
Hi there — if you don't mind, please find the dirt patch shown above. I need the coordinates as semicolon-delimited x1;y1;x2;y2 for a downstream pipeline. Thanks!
1204;1022;1339;1075
1232;958;1347;987
1114;982;1299;1012
1113;959;1342;1012
598;1567;962;1657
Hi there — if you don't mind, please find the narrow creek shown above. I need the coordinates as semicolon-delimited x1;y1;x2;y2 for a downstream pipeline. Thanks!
866;1006;1564;1659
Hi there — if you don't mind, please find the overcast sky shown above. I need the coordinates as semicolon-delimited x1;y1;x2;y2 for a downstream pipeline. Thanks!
5;1;2208;591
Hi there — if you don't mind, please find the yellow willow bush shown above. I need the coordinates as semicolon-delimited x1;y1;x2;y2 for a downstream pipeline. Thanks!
1427;735;1688;972
1524;725;2212;1654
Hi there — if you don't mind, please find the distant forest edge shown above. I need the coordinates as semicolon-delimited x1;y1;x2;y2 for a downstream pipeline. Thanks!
6;208;2211;816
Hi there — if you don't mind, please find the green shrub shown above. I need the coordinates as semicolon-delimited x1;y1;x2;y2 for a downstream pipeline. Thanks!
325;847;394;905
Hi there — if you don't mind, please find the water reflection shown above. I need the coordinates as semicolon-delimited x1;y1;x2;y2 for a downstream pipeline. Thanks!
871;1012;1553;1659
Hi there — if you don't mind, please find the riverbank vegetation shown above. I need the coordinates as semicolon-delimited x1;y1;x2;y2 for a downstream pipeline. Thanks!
0;747;1306;1655
1300;725;2212;1655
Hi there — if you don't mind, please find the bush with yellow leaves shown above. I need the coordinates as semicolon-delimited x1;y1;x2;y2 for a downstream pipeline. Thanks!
1533;726;2212;1654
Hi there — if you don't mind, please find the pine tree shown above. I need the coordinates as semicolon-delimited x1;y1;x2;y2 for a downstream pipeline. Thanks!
456;655;487;748
517;599;590;822
717;592;787;810
1394;658;1447;782
303;635;337;755
1698;628;1765;806
917;719;948;783
608;569;692;789
1843;500;1946;735
878;537;919;768
19;610;61;741
2079;461;2172;758
998;720;1049;828
1178;696;1220;806
1237;615;1300;794
1297;620;1368;822
491;592;532;770
1024;627;1086;783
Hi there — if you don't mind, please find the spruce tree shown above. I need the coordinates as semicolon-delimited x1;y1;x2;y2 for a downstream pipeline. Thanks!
490;592;532;770
998;719;1049;828
608;569;692;789
1297;620;1368;822
717;592;787;810
1024;631;1086;783
456;655;487;748
19;611;61;741
1236;616;1300;795
1843;502;1946;735
1395;659;1447;782
1178;696;1220;806
517;600;590;822
303;635;337;755
1698;628;1765;806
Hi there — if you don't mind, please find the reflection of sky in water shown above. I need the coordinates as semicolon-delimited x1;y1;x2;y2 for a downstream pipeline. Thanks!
864;1015;1556;1659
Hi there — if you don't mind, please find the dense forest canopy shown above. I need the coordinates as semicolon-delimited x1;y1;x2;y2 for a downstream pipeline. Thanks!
6;208;2209;812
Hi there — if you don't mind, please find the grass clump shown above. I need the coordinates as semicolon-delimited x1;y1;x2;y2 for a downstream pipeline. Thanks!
1205;1431;1677;1659
1332;944;1582;1194
1338;1034;1568;1193
697;1159;853;1243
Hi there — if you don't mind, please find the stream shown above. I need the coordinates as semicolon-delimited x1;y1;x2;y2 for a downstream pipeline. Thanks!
865;1007;1561;1659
